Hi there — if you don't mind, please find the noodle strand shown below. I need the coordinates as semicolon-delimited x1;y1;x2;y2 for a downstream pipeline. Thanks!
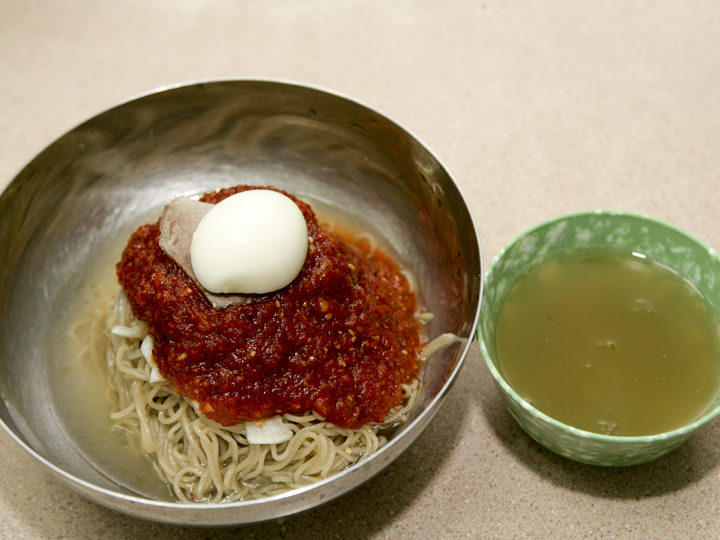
106;291;422;502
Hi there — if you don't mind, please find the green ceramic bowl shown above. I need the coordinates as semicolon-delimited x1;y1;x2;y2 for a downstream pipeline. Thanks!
477;209;720;466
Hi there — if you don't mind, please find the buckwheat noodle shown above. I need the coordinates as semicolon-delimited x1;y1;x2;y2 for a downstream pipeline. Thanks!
106;291;455;503
106;212;461;503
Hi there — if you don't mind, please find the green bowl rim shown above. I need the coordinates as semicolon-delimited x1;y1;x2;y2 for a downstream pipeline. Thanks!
476;208;720;444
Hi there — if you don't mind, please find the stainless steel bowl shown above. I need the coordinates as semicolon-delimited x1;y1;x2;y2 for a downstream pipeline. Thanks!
0;80;482;525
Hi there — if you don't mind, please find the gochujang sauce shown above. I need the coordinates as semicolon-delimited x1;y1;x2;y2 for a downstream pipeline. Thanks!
117;186;422;429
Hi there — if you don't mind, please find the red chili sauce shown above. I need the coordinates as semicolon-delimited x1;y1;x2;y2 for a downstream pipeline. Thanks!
117;185;422;429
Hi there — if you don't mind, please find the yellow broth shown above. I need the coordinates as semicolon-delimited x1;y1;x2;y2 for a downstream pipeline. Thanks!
494;248;720;436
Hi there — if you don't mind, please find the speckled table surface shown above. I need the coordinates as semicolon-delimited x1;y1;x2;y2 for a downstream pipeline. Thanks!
3;1;720;538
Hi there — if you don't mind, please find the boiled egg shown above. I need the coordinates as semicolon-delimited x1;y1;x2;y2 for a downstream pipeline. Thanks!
190;189;308;294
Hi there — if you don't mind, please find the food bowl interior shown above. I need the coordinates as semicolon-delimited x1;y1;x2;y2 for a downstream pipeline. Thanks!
481;211;720;375
0;81;482;524
478;210;720;465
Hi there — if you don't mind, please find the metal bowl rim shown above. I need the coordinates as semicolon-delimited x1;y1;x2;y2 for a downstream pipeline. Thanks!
0;78;483;516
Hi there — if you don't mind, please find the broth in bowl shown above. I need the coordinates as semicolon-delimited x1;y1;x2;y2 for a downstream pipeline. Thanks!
478;210;720;466
494;246;720;437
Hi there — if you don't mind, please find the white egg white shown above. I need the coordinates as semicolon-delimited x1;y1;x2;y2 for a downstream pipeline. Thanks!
190;190;308;294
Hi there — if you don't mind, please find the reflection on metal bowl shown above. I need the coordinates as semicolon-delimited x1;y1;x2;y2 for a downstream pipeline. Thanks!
0;80;482;525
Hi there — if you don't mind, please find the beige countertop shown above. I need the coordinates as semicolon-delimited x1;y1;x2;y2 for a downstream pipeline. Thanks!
3;1;720;538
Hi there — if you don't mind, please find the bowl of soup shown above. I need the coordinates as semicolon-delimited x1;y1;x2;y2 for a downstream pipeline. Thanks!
0;80;482;523
477;210;720;466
